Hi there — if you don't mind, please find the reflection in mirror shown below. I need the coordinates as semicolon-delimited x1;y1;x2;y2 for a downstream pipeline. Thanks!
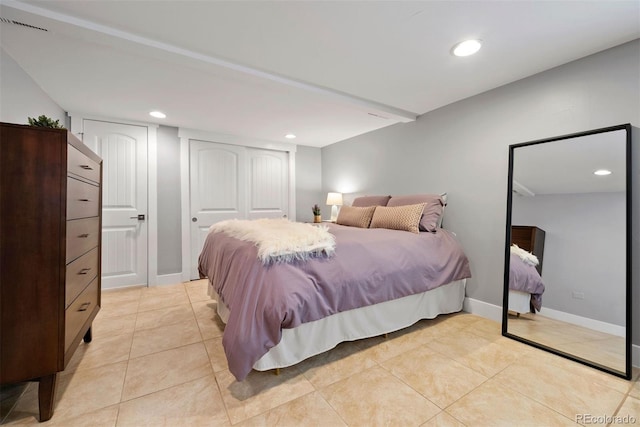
503;124;631;379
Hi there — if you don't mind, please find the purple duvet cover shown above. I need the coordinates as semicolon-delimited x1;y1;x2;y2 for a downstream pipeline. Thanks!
509;253;545;312
198;223;471;381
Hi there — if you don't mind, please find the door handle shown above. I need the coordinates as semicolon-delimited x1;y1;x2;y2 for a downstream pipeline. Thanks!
130;214;146;220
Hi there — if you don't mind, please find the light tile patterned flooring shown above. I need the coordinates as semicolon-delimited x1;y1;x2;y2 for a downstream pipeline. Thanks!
508;312;627;373
1;280;638;426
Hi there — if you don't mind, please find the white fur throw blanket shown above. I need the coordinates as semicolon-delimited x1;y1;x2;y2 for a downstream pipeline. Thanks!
209;218;336;265
511;244;539;266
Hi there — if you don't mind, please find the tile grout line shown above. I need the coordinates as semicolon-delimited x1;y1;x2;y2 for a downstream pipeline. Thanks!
114;289;142;426
118;284;213;404
608;378;638;424
378;327;581;425
0;382;31;424
188;281;210;345
375;342;447;412
312;388;353;427
493;368;607;425
199;276;235;427
212;375;234;426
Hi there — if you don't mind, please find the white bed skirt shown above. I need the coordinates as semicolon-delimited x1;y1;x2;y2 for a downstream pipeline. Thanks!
210;279;466;371
508;290;531;314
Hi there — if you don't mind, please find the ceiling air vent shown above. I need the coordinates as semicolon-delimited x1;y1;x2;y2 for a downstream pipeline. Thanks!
0;17;48;32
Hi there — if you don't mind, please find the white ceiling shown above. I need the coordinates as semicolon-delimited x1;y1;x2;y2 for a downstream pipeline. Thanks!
1;1;638;147
513;129;627;195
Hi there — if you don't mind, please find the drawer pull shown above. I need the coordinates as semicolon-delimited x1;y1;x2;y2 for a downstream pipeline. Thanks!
78;302;91;312
78;233;90;238
78;268;92;275
80;165;94;170
78;198;91;202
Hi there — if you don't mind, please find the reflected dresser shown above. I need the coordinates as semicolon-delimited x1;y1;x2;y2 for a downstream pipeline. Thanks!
511;225;545;275
0;122;102;422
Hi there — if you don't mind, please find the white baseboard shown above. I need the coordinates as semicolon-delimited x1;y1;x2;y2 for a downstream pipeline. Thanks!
155;273;184;286
539;306;625;338
463;297;639;368
102;283;146;291
463;297;502;323
102;274;189;290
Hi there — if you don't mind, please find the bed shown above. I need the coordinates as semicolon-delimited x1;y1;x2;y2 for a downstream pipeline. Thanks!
198;195;471;381
508;247;545;314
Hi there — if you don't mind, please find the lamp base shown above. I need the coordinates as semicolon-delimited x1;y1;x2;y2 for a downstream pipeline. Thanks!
330;205;339;222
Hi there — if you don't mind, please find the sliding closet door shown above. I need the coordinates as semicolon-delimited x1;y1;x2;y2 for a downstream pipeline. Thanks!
246;149;289;221
189;140;290;278
189;140;246;279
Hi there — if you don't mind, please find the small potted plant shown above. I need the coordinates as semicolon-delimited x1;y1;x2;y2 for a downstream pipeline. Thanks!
27;115;65;129
312;204;321;223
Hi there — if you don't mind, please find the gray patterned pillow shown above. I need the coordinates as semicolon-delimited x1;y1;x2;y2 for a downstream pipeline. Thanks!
369;203;426;234
336;205;376;228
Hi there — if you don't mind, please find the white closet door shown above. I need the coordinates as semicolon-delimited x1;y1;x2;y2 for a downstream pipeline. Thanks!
189;140;246;279
82;120;148;289
246;149;289;220
189;141;290;279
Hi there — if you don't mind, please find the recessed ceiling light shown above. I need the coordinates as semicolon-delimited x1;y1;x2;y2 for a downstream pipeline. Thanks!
285;134;296;139
149;111;166;119
452;39;482;57
594;169;612;176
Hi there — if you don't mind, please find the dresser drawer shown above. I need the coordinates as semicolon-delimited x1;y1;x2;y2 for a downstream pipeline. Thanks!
66;217;100;263
65;278;99;352
66;247;99;308
67;177;100;220
68;145;100;183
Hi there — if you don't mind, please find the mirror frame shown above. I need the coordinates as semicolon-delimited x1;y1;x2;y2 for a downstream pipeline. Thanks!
502;123;632;380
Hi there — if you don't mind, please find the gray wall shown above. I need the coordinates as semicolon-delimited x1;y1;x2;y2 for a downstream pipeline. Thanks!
295;145;323;222
0;48;66;126
322;40;639;343
512;192;626;326
156;125;183;275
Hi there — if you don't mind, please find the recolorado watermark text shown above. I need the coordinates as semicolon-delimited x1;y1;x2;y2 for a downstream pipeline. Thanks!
576;414;637;424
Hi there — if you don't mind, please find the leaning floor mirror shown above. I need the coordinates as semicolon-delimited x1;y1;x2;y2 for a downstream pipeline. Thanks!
502;124;632;379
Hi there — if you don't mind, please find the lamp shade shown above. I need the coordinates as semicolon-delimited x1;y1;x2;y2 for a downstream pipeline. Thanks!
326;192;343;206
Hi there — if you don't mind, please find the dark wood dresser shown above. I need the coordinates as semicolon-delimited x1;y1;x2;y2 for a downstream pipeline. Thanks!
0;122;102;421
511;225;545;275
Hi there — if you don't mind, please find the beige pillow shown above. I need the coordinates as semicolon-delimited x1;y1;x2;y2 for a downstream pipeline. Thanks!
336;205;376;228
369;203;426;234
387;194;444;232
